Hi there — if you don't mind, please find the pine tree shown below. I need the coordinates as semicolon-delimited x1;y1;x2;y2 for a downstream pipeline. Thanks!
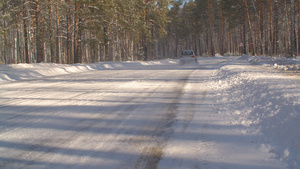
290;0;295;57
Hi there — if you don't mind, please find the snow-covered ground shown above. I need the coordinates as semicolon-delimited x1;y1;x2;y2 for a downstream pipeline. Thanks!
0;60;178;84
0;56;299;169
209;56;300;169
247;55;300;71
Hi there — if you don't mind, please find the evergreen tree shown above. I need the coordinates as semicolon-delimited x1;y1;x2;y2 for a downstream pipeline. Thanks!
0;0;299;64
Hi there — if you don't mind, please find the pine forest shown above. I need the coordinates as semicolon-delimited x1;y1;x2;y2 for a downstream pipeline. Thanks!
0;0;299;64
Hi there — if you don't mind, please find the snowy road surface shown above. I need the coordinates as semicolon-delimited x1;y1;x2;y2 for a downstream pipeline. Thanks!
0;57;299;169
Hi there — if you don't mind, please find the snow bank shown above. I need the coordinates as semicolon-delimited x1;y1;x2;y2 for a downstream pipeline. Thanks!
0;59;178;84
214;53;223;57
210;57;300;169
247;55;300;71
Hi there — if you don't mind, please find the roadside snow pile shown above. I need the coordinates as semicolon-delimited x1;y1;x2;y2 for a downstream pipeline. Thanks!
0;59;177;84
210;58;300;169
248;55;300;71
214;53;223;57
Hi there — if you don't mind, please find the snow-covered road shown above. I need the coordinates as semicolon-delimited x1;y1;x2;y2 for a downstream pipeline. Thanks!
0;57;299;169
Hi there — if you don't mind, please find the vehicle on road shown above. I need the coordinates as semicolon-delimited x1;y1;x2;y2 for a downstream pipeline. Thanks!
179;50;197;65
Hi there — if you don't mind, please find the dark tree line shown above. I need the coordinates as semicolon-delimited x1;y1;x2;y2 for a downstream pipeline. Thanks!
0;0;299;64
0;0;170;64
169;0;299;58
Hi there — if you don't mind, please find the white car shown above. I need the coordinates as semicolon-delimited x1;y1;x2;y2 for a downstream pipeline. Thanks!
179;50;197;65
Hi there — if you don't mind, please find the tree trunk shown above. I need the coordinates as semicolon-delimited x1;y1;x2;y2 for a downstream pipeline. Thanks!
2;0;7;64
49;0;55;62
104;25;110;61
218;1;224;56
273;0;279;56
143;0;150;61
295;1;300;56
290;0;296;57
143;34;148;61
243;18;247;54
17;23;22;63
243;0;255;55
257;0;264;55
66;0;73;64
268;0;273;56
208;0;215;56
23;2;29;63
74;0;80;63
77;16;82;63
36;0;44;63
56;0;60;63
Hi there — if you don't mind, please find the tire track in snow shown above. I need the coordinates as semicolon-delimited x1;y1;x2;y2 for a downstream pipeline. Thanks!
0;65;183;169
134;69;197;169
181;89;207;133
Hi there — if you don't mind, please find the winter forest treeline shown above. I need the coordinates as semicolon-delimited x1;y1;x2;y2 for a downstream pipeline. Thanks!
0;0;299;64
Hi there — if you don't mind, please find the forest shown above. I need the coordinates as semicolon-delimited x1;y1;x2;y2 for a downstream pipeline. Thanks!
0;0;299;64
